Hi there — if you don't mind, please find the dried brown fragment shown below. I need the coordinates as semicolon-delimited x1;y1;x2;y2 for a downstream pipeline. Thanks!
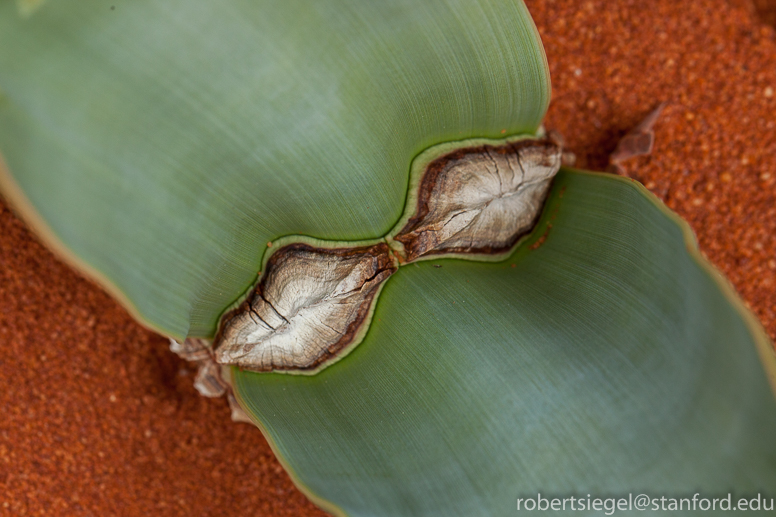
546;129;576;167
608;102;667;174
214;243;396;372
169;338;229;397
393;138;562;262
169;337;212;362
170;338;253;419
227;393;254;424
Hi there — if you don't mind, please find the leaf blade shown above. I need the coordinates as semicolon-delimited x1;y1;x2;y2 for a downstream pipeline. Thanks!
234;169;776;516
0;0;550;337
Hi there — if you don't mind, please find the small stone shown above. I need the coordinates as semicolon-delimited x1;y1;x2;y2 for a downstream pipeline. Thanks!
765;86;774;98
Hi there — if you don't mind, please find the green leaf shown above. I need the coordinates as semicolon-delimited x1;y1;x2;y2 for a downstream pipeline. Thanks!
0;0;550;338
233;169;776;517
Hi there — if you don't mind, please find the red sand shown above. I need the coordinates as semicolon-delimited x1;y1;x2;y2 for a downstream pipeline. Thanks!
752;0;776;27
1;0;775;515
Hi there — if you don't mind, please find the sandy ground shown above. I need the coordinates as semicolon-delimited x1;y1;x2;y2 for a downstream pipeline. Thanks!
1;0;774;515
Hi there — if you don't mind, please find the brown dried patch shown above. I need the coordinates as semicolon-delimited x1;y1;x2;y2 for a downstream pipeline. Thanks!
213;243;396;373
529;223;553;251
393;138;561;262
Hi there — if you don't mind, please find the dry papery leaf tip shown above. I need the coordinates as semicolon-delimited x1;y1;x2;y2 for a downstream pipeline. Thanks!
169;337;229;397
174;137;561;378
168;337;252;422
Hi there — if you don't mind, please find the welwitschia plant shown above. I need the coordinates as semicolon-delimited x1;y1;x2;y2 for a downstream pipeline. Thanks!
1;1;774;515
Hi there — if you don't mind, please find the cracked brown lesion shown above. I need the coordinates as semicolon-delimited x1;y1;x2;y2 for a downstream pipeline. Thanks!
392;138;561;262
213;242;397;373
